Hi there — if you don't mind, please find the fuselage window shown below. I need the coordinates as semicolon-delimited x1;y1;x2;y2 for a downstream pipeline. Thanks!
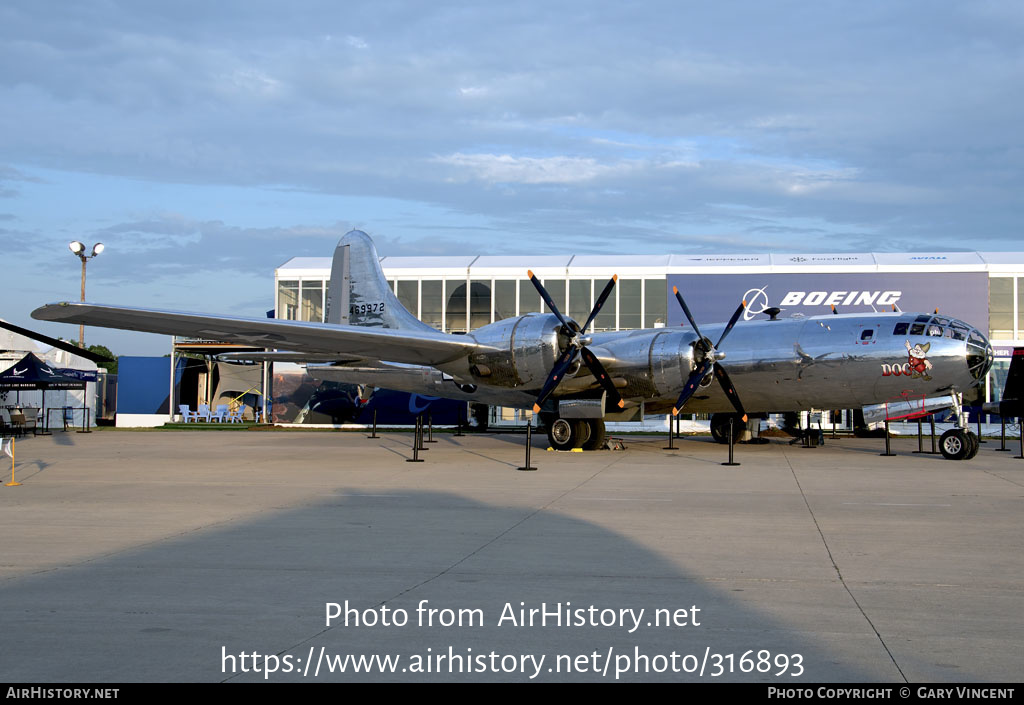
893;322;909;335
861;329;874;341
910;323;926;335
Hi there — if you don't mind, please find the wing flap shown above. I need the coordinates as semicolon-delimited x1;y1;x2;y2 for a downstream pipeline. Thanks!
32;302;494;366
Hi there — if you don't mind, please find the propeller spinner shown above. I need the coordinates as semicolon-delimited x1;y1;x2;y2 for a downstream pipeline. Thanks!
671;286;747;422
528;271;625;414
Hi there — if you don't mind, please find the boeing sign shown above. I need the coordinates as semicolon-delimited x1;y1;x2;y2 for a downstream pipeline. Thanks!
666;272;988;328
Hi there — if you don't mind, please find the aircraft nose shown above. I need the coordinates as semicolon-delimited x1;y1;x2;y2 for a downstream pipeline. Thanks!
966;328;993;381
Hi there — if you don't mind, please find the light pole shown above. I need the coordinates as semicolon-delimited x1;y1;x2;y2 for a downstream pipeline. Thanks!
68;241;104;348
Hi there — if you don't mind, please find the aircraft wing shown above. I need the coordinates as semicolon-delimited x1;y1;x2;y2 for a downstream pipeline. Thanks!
32;302;497;366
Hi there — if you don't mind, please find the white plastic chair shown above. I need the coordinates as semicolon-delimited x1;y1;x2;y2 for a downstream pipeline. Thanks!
196;404;212;422
227;405;245;423
210;404;229;423
178;404;199;423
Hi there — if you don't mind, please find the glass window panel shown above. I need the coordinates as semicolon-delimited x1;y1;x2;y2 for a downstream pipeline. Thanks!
569;280;591;322
397;281;418;317
470;280;491;330
644;279;667;328
1017;278;1023;338
422;280;443;330
545;280;566;316
277;280;299;320
989;277;1013;339
300;281;323;322
494;280;516;320
619;279;642;329
519;279;541;314
446;281;467;333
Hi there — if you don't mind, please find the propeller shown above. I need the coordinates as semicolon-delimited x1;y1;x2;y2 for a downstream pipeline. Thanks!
671;286;747;422
528;271;625;414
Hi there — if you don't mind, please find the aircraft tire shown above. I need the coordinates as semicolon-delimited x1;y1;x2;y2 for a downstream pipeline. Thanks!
581;419;606;451
547;417;586;451
965;431;980;460
709;413;736;444
939;429;971;460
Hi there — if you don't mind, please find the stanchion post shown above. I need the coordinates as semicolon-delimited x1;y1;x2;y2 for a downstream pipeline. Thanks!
880;419;896;456
929;415;938;454
454;406;464;437
425;413;436;443
663;415;676;450
722;418;740;466
518;420;537;471
998;416;1009;451
913;418;924;453
367;409;379;439
417;415;428;451
4;438;19;486
407;417;424;462
977;415;986;444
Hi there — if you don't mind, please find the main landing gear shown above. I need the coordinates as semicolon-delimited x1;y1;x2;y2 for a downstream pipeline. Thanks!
544;416;606;451
938;392;980;461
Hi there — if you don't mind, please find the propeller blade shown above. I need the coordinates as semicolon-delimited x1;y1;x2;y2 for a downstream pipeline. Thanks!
714;299;747;349
713;364;747;422
580;347;625;409
532;347;579;413
672;359;713;416
581;275;618;334
672;286;705;341
528;270;571;329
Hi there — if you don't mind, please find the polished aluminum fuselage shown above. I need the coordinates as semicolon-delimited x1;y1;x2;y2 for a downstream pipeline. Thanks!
312;311;989;416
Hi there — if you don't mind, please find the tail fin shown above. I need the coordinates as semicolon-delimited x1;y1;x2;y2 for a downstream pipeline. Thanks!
1002;348;1024;402
984;347;1024;416
325;230;436;333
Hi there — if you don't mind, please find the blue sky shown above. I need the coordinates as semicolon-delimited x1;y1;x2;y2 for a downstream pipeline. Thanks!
2;1;1023;354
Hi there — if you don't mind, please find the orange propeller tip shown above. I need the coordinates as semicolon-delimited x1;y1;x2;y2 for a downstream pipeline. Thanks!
527;269;534;278
617;400;625;408
612;274;618;282
532;404;540;413
672;286;678;294
741;414;748;423
672;408;679;416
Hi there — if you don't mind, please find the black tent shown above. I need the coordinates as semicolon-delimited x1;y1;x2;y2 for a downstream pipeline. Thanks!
0;353;86;433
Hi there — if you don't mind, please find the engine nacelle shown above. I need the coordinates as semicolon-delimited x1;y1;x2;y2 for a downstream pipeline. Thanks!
461;317;700;402
462;313;567;388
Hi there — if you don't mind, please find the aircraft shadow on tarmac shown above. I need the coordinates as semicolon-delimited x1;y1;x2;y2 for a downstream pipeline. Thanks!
0;484;952;683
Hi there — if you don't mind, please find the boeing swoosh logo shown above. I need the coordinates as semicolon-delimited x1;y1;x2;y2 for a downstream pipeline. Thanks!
12;368;26;376
408;394;441;414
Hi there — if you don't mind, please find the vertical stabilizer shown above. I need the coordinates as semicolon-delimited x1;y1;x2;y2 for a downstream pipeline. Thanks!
1002;348;1024;402
984;347;1024;416
325;230;436;333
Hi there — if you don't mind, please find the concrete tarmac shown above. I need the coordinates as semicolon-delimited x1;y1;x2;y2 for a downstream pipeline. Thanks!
1;428;1022;683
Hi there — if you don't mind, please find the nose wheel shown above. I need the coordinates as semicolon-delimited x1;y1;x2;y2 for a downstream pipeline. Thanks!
939;428;980;460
